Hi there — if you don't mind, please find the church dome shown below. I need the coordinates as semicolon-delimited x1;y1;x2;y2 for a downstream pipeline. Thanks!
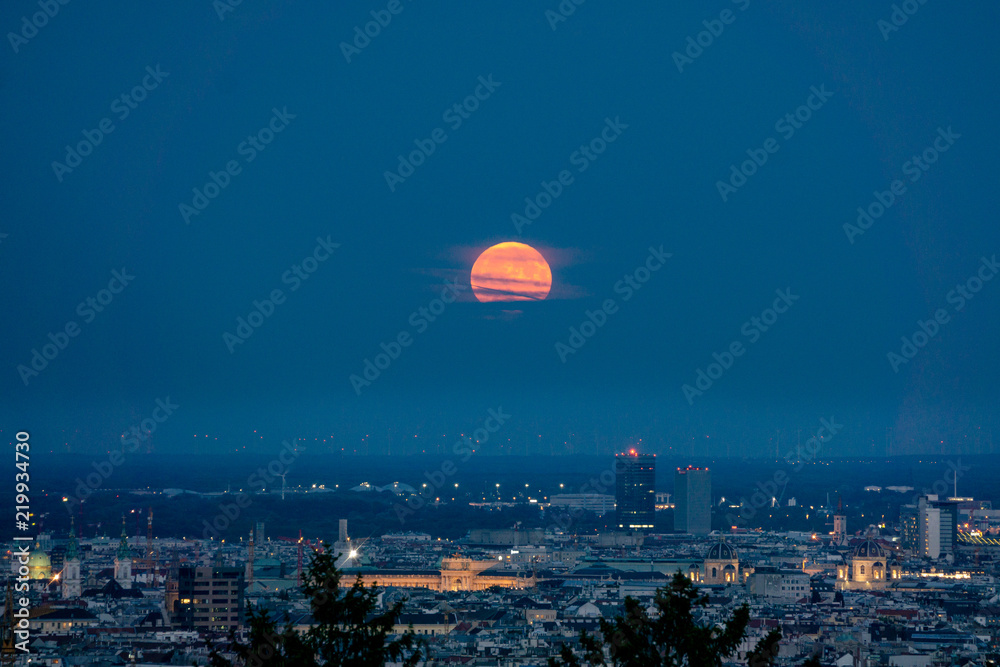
706;541;738;561
28;547;51;580
852;539;884;558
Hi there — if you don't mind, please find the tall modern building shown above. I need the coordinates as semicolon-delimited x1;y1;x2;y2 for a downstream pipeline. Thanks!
901;496;958;558
912;495;958;559
674;467;711;535
934;499;959;558
615;451;656;531
900;504;920;552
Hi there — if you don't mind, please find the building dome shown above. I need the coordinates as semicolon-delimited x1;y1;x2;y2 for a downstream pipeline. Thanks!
706;541;738;561
852;539;884;558
28;546;51;580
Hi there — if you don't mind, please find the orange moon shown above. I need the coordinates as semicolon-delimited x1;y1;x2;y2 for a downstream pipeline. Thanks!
470;242;552;303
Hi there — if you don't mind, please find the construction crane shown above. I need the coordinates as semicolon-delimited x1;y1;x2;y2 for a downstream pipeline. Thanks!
276;531;323;583
301;536;325;554
248;528;255;588
1;583;17;665
146;508;155;581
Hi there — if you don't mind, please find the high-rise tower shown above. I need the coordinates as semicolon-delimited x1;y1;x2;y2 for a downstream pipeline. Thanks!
674;467;711;535
615;450;656;531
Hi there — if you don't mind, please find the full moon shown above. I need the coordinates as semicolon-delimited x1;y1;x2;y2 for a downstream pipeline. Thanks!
470;242;552;303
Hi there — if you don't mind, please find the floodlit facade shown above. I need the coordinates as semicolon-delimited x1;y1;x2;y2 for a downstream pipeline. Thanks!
836;538;902;590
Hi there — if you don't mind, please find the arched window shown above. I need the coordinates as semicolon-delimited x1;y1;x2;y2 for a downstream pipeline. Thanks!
712;567;717;578
860;565;865;575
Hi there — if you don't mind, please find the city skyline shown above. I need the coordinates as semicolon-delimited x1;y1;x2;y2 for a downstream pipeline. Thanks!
3;2;999;663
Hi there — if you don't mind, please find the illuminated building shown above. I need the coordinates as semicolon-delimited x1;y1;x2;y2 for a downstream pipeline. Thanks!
27;543;51;581
615;450;656;531
900;503;920;552
338;557;535;592
61;519;82;599
916;495;958;559
172;566;245;631
836;536;902;590
702;537;740;585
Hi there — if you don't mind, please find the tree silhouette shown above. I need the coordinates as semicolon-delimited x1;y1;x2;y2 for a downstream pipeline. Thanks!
209;545;422;666
549;572;815;667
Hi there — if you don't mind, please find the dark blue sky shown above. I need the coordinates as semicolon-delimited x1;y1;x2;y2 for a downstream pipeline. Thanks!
3;2;999;457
